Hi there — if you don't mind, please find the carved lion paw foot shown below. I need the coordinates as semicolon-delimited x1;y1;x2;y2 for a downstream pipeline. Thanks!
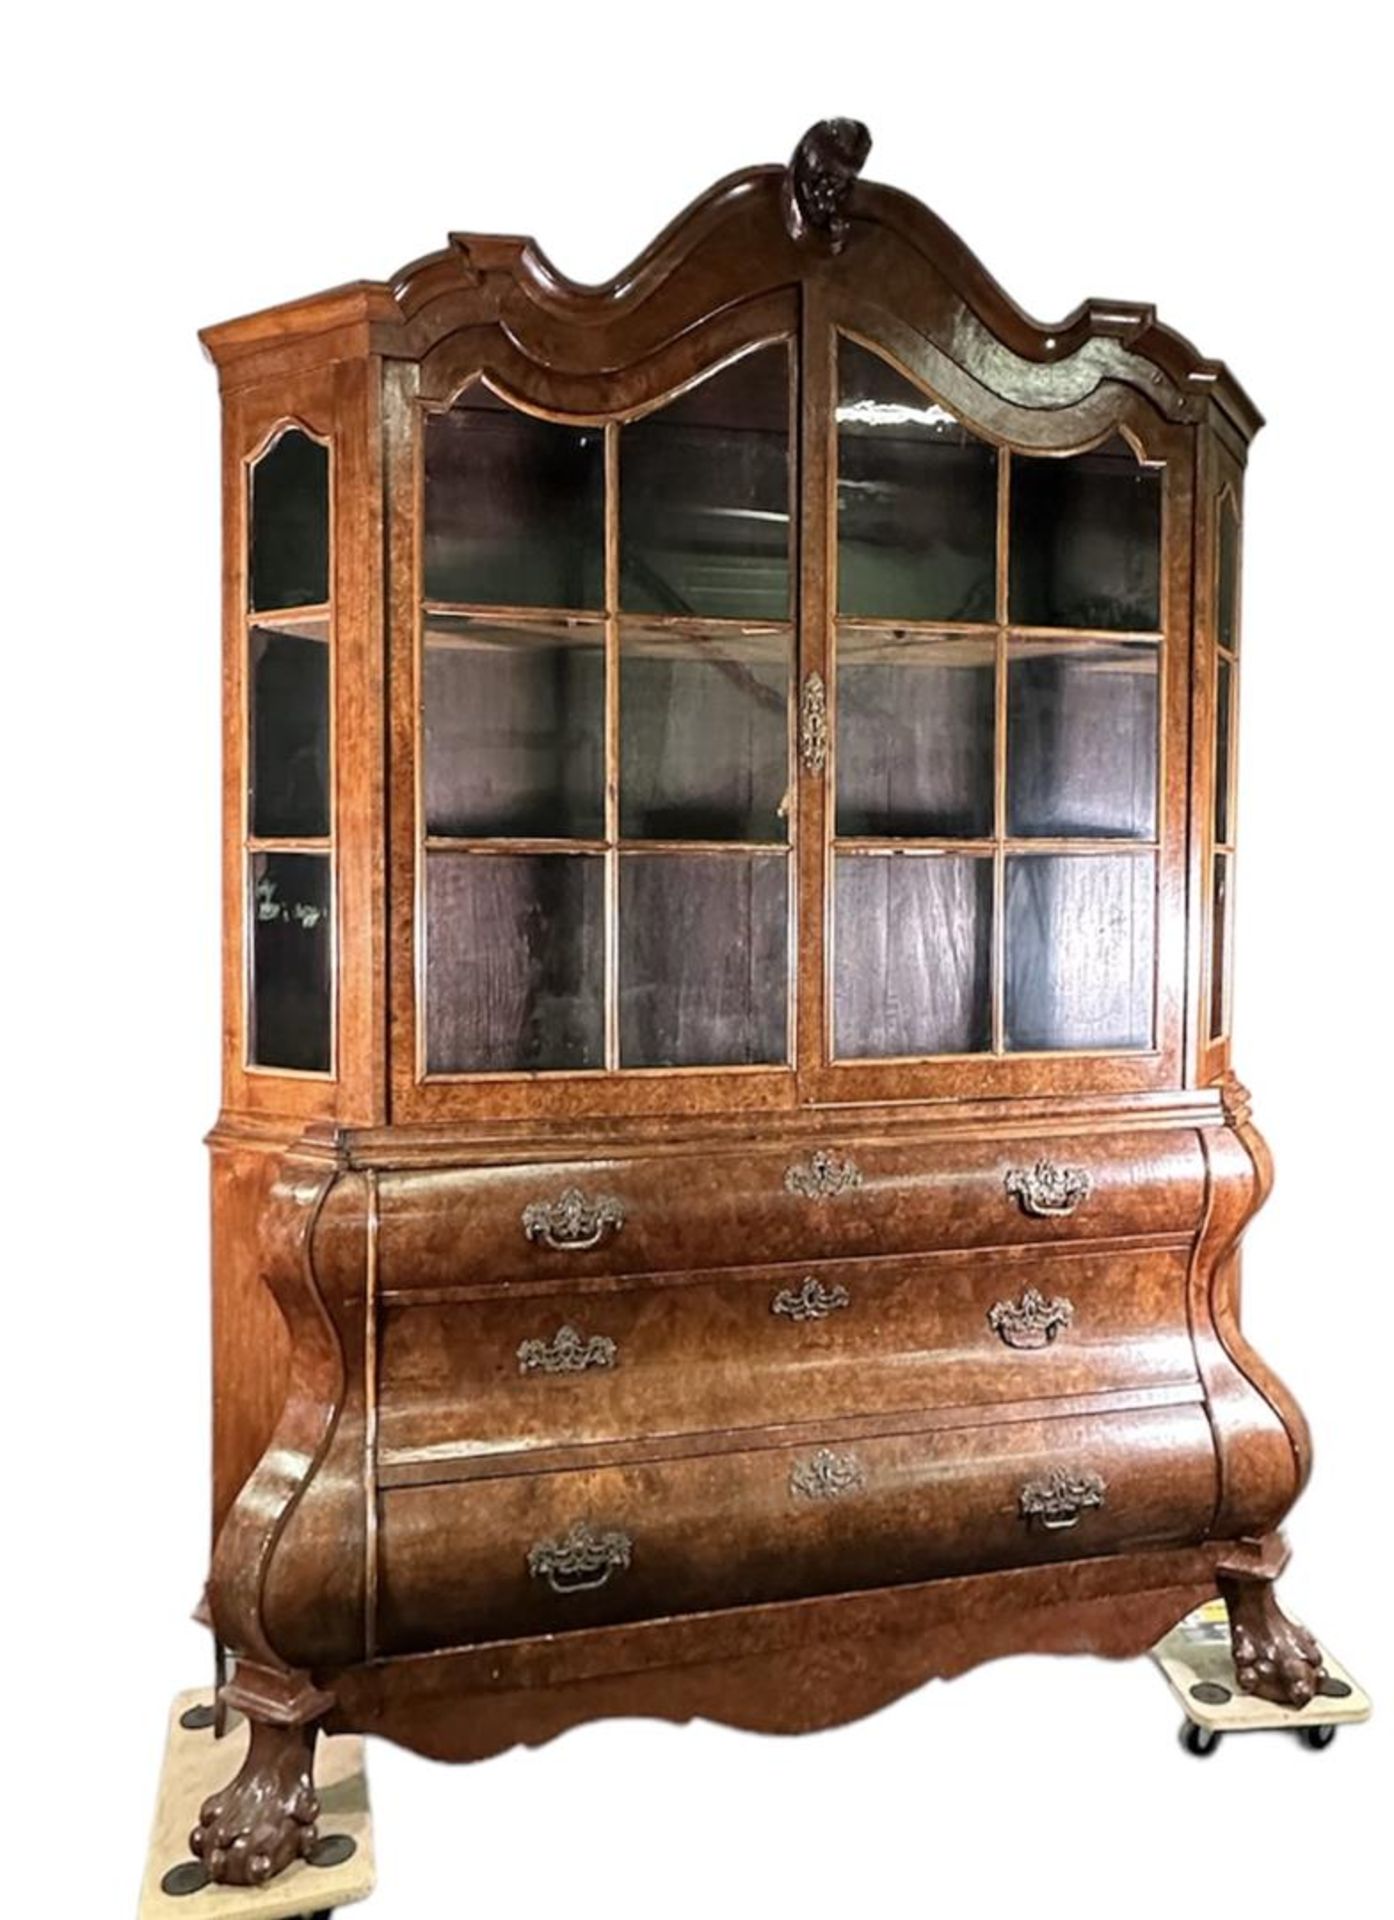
189;1721;320;1887
1226;1582;1326;1708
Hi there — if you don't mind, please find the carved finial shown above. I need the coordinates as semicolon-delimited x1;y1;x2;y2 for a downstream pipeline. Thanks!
782;118;872;253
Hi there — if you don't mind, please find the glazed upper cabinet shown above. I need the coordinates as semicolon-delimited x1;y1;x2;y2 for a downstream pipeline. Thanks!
205;127;1255;1128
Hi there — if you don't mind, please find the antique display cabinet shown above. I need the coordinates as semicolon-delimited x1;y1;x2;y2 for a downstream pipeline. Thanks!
194;121;1322;1887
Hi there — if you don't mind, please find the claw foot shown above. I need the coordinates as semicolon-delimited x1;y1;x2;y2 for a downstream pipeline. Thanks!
1220;1574;1326;1708
190;1716;320;1887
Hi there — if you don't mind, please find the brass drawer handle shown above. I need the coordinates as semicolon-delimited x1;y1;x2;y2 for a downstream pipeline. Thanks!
1019;1467;1107;1531
517;1324;618;1375
527;1521;633;1594
785;1149;863;1199
772;1276;851;1321
521;1186;625;1251
1004;1159;1092;1219
987;1287;1074;1350
790;1447;865;1501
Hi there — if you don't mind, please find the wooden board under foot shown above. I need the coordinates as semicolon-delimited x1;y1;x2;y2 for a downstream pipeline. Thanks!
1152;1600;1371;1734
138;1690;374;1920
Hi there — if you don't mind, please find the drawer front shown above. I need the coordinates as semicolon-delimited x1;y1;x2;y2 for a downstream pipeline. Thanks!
377;1246;1199;1468
376;1405;1218;1653
376;1128;1205;1294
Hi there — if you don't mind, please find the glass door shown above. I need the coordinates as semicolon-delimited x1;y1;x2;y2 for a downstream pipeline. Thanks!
413;343;795;1106
823;335;1169;1089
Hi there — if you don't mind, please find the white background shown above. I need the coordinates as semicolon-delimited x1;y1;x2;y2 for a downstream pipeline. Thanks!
5;6;1391;1916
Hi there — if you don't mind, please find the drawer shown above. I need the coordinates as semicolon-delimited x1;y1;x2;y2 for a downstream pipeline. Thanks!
376;1246;1199;1469
376;1404;1218;1653
376;1127;1205;1293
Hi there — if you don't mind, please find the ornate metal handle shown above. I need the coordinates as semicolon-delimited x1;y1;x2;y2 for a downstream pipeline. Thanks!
1018;1467;1106;1531
987;1287;1074;1350
785;1149;863;1199
790;1448;866;1501
521;1186;625;1251
517;1324;618;1375
1004;1159;1092;1219
772;1276;851;1322
527;1521;633;1594
799;671;828;775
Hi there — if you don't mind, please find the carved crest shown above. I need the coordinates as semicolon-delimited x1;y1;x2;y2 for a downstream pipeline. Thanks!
987;1287;1075;1350
782;118;872;252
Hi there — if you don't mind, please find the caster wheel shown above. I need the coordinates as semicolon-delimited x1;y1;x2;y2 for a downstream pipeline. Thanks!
1298;1723;1337;1751
1180;1720;1223;1757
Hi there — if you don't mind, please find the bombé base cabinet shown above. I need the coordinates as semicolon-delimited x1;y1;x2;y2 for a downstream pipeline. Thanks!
194;1077;1319;1887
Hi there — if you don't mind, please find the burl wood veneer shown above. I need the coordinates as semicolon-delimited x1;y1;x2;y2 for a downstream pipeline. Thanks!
193;121;1320;1889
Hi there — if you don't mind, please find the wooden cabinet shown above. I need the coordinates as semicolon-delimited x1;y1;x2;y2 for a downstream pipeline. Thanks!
193;121;1323;1890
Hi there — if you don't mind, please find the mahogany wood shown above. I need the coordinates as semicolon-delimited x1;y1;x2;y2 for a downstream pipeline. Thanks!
195;122;1320;1886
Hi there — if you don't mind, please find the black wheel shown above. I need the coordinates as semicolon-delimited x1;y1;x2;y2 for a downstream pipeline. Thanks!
1180;1720;1222;1756
1298;1723;1337;1751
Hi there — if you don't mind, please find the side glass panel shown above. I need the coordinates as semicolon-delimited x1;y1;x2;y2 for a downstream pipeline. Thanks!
837;629;994;838
618;854;787;1067
424;387;604;610
250;429;329;613
250;617;330;839
1007;640;1157;840
1004;853;1155;1051
837;339;997;622
834;854;992;1057
1210;491;1241;1039
619;347;790;620
250;852;332;1072
1010;436;1161;631
425;853;605;1073
423;615;605;840
1214;654;1233;848
246;427;333;1074
1218;497;1240;654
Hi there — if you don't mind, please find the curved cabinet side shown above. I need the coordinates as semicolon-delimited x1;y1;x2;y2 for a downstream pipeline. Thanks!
1189;1089;1311;1540
207;1146;348;1670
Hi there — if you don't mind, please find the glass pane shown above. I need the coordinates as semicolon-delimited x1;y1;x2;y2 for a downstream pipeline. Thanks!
837;628;994;838
1007;640;1157;840
1210;851;1231;1039
249;620;330;839
250;851;332;1072
834;854;992;1057
837;339;997;623
1004;853;1155;1051
249;429;329;613
424;387;603;610
425;853;604;1073
621;623;789;841
619;346;790;620
1218;497;1240;653
424;616;604;839
1009;436;1161;631
619;854;787;1066
1214;655;1233;846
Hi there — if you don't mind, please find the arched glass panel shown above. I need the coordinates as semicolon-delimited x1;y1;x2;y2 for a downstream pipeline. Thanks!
249;428;329;613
